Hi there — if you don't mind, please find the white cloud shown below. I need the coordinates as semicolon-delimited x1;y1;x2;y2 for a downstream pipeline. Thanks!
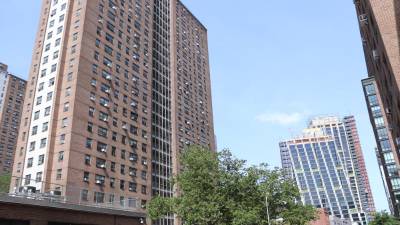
255;112;306;126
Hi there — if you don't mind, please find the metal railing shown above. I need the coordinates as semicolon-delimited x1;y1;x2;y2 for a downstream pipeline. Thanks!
8;176;143;212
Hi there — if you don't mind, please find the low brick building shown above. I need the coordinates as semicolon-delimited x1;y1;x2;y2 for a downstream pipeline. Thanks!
0;194;145;225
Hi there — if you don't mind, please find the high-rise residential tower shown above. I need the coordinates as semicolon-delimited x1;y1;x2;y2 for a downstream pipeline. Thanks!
0;63;26;175
10;1;214;224
354;0;400;216
280;116;375;225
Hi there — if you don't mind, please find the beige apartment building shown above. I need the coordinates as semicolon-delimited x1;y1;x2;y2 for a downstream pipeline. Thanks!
0;63;26;175
10;0;214;224
354;0;400;216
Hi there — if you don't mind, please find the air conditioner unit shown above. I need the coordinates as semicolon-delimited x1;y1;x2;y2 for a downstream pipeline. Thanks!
130;171;135;176
100;164;106;169
130;157;136;161
143;161;148;165
143;135;148;139
359;14;368;25
106;75;112;80
101;148;107;153
131;102;137;107
84;177;89;182
129;187;134;191
105;89;110;93
102;117;108;122
386;108;391;114
104;103;109;107
90;96;96;101
122;125;128;129
95;180;103;184
372;50;379;60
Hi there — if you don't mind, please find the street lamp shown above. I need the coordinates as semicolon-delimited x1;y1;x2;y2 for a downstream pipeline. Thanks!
266;194;271;225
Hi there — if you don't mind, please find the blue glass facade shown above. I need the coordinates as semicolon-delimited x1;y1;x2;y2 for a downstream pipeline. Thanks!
280;117;370;224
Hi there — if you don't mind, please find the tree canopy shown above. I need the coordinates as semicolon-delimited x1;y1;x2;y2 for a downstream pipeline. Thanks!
369;211;400;225
148;146;317;225
0;173;11;193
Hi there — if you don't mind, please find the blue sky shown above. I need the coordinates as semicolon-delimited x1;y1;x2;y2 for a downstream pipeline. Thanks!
0;1;389;211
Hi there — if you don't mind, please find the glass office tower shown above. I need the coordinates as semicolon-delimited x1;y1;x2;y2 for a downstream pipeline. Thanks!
280;116;375;225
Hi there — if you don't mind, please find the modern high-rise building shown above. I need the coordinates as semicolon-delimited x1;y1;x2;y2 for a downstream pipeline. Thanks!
354;0;400;216
10;1;214;224
280;116;375;225
362;77;398;216
0;62;26;175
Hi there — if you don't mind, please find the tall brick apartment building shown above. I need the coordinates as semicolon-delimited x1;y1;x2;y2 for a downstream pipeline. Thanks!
0;62;26;175
10;0;214;224
354;0;400;216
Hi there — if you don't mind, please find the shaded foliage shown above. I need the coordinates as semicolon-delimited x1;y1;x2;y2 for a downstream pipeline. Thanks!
369;211;400;225
148;146;317;225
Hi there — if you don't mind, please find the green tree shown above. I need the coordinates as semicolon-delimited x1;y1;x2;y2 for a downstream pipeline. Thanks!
369;211;400;225
148;146;317;225
0;173;11;193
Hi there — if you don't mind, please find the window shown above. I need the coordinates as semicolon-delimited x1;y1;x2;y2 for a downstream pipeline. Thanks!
81;189;89;201
25;175;31;185
120;180;125;190
95;174;105;185
41;69;47;77
374;117;385;128
32;126;38;135
36;96;42;105
141;171;147;180
42;122;49;132
99;111;109;121
120;165;125;174
111;162;116;172
89;107;95;117
141;185;147;195
110;178;115;188
60;134;66;144
73;32;79;41
51;64;57;72
121;150;126;159
384;152;395;164
368;95;378;106
62;118;68;127
377;128;388;140
53;50;59;59
27;158;33;168
29;141;36;151
66;87;71;96
56;169;62;180
86;138;93;149
98;126;108;137
96;158;106;169
38;154;44;165
94;192;105;203
63;102;70;112
49;78;55;86
55;38;61;46
38;82;44;91
34;111;40;120
49;20;55;28
36;172;43;182
59;14;65;22
47;92;53;101
392;178;400;190
87;122;93;133
58;151;64;162
45;107;51;116
40;138;47;148
129;182;137;192
85;155;91;165
43;56;49;64
83;172;90;182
